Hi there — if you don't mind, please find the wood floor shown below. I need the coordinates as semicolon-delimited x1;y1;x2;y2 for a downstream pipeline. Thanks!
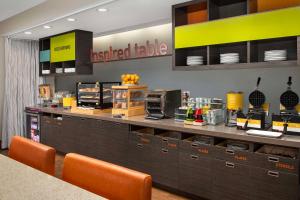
1;150;188;200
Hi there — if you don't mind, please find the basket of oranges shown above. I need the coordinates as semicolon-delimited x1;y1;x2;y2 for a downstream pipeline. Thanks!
121;74;140;85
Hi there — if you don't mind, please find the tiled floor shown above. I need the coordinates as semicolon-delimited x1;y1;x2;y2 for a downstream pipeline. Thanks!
1;150;188;200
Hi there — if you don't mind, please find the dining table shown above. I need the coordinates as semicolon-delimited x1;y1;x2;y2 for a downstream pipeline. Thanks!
0;154;106;200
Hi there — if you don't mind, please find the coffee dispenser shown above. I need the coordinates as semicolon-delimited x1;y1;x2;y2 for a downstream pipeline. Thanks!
225;91;244;127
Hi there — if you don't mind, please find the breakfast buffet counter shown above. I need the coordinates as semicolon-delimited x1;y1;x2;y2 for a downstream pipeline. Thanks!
27;106;300;148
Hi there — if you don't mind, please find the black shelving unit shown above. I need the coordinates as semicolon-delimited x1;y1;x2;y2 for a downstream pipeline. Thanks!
39;30;93;76
172;0;300;71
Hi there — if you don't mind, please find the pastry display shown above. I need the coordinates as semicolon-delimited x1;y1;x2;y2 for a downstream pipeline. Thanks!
121;74;140;85
79;88;100;93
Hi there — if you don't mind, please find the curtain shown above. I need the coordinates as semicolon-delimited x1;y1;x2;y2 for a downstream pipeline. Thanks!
2;38;43;149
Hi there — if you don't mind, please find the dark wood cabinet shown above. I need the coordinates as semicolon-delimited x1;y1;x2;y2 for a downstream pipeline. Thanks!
250;167;299;200
41;115;129;167
128;131;154;174
179;151;213;199
40;113;300;200
41;116;64;151
212;159;252;200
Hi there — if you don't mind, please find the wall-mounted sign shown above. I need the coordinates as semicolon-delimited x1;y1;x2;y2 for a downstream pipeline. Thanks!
50;32;75;62
91;23;172;63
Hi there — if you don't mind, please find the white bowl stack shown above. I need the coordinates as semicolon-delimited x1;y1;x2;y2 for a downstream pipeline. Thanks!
187;56;203;66
220;53;239;64
264;50;287;62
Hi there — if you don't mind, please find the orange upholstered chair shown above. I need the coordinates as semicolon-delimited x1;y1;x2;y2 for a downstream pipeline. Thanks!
62;153;152;200
8;136;56;175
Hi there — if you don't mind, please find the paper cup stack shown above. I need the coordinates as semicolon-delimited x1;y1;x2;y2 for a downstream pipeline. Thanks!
220;53;239;64
264;50;287;62
187;56;203;66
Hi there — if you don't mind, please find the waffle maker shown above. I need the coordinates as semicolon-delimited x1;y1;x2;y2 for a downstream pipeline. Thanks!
237;77;268;130
272;77;300;135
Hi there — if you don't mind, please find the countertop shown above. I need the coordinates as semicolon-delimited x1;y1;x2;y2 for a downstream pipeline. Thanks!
0;154;105;200
27;106;300;148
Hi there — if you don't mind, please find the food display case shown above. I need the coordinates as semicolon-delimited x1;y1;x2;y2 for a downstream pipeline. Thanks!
112;85;148;117
77;82;121;109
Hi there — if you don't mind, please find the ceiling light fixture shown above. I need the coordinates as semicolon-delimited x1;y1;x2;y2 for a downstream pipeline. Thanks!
43;25;51;29
24;31;32;35
97;8;108;12
67;18;76;22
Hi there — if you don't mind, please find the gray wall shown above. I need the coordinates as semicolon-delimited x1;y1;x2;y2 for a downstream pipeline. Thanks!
55;55;300;114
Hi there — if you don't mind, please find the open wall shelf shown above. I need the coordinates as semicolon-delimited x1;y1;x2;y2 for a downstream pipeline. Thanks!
209;0;247;20
172;0;300;71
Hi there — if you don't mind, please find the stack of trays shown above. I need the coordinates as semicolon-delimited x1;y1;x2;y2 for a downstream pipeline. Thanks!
220;53;239;64
264;50;287;61
187;56;203;66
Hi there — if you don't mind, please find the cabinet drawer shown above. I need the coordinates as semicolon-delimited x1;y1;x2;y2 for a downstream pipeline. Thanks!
178;151;213;199
254;145;299;174
180;139;214;158
214;140;255;165
152;146;179;189
42;116;62;126
128;132;154;174
255;153;299;174
212;159;252;200
250;167;299;200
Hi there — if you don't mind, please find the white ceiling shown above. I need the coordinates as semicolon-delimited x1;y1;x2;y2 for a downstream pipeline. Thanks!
0;0;46;22
11;0;189;39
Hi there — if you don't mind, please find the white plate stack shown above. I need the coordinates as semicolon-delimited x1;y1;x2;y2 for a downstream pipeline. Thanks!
220;53;239;64
64;68;76;73
56;68;63;74
187;56;203;66
264;50;287;62
42;70;50;75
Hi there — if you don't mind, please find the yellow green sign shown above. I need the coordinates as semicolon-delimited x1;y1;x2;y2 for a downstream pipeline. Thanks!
50;32;76;62
175;6;300;49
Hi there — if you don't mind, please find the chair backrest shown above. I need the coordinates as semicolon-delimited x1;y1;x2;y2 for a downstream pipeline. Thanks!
62;153;152;200
8;136;56;175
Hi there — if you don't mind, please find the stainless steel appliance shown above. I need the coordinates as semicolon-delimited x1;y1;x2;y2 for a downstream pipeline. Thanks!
145;89;181;120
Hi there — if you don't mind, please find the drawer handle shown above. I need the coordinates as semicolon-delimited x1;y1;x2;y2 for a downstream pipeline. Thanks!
162;138;168;142
137;143;143;148
268;156;279;163
225;162;235;168
226;149;235;155
191;143;199;148
161;148;168;153
190;155;198;160
268;171;279;178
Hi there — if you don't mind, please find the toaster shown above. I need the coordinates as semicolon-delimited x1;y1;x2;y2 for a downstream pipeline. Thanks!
145;89;181;120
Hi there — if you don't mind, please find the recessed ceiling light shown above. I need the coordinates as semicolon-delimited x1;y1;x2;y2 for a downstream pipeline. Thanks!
43;25;51;29
67;18;76;22
24;31;32;35
97;8;108;12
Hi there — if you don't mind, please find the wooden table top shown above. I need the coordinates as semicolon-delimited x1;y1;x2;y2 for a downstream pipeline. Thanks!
0;155;105;200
